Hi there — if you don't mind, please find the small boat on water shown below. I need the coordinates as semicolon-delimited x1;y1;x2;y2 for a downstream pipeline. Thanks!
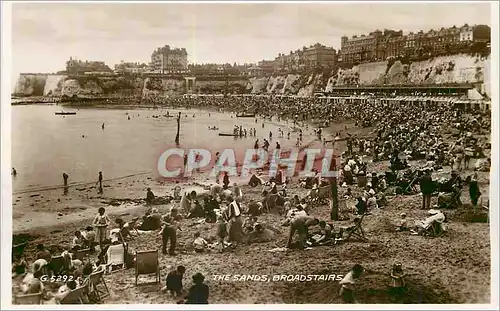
55;111;77;115
236;113;256;118
218;133;239;137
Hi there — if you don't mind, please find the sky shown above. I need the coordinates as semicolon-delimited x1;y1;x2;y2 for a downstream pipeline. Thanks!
10;1;492;81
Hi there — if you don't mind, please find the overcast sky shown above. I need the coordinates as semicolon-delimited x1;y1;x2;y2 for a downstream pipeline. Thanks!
11;1;492;78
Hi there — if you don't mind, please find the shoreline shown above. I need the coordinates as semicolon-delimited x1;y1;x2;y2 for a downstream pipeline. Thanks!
11;104;329;233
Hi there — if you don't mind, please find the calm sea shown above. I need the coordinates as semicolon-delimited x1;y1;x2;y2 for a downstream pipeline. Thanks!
11;105;291;192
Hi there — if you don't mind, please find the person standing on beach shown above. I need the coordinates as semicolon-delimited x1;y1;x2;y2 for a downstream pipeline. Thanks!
12;168;17;177
63;173;69;195
63;173;69;186
102;123;105;130
469;173;481;213
222;172;230;190
92;207;110;248
160;209;179;256
97;171;103;193
226;196;243;247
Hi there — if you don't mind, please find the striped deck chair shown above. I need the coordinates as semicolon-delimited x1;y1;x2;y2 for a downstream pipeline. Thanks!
87;269;110;301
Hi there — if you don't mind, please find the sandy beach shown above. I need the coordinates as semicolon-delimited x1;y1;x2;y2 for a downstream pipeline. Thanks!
10;110;490;304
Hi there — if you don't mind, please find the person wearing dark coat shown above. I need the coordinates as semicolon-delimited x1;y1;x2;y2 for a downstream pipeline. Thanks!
469;174;481;211
185;273;209;304
165;266;186;297
419;170;434;209
355;197;366;215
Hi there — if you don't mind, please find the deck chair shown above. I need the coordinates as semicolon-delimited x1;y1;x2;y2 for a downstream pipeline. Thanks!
135;250;161;286
105;244;126;273
73;248;90;261
59;284;88;304
14;292;43;305
87;269;110;301
342;214;368;242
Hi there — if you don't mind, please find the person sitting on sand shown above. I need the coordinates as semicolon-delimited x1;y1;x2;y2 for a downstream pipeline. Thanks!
139;208;162;231
193;232;209;253
366;191;378;211
243;216;258;233
146;188;155;205
20;261;45;294
163;265;186;297
209;183;223;199
411;209;445;235
307;220;333;246
187;200;205;219
83;226;97;252
115;218;131;241
248;174;263;187
12;253;28;277
246;199;262;217
184;273;209;304
395;213;408;232
71;231;87;251
339;264;364;303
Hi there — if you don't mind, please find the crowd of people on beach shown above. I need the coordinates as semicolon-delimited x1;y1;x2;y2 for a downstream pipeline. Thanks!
12;92;491;304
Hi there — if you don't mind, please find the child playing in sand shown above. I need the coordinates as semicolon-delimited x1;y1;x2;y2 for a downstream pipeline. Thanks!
339;264;364;303
193;232;209;253
243;216;258;233
216;216;228;252
395;213;408;231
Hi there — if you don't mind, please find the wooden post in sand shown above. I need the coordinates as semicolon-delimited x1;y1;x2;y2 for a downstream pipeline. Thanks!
329;158;339;221
175;112;181;145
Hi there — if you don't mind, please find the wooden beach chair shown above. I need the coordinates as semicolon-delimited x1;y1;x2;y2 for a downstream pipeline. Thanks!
135;250;161;286
14;292;43;305
87;269;110;301
105;244;126;273
59;284;88;304
343;214;368;242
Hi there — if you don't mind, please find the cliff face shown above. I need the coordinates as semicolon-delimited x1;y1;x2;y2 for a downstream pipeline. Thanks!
13;53;491;98
328;53;488;87
14;74;48;96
